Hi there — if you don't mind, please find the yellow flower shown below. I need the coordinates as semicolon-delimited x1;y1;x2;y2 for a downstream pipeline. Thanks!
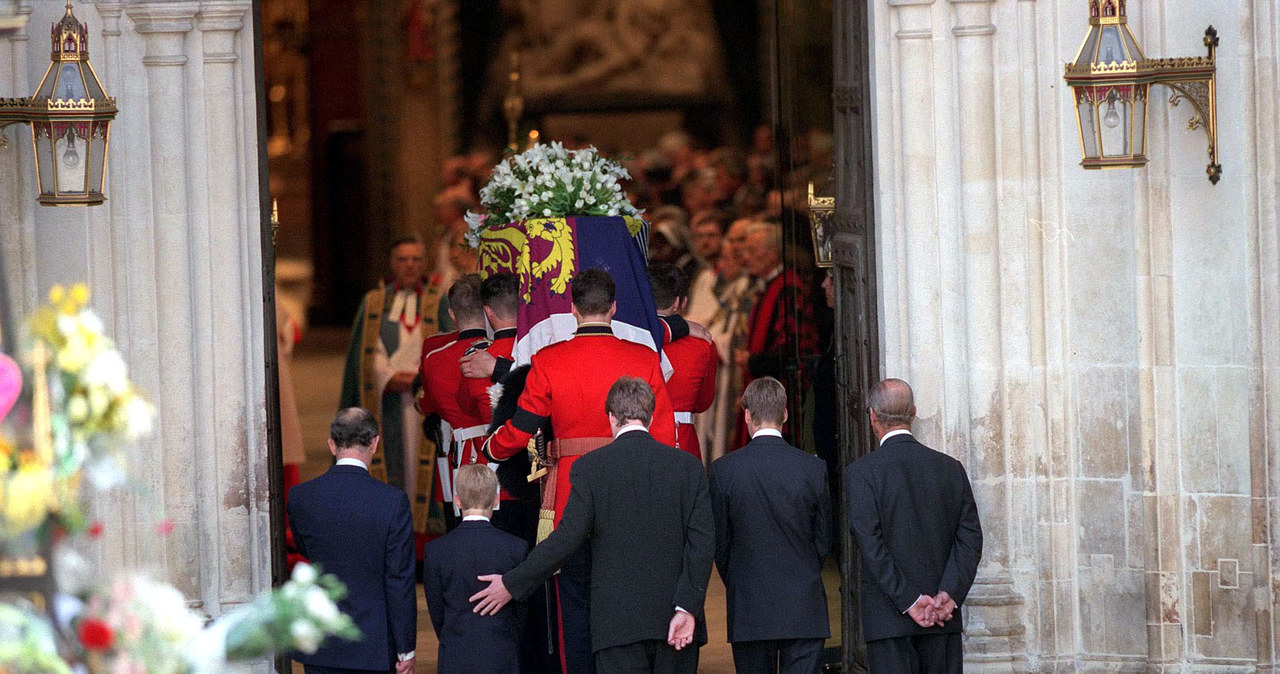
69;283;90;306
48;284;65;304
67;394;89;423
2;465;54;535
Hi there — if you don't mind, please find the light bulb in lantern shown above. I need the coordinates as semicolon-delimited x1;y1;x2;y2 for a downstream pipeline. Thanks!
1103;99;1121;129
62;126;80;168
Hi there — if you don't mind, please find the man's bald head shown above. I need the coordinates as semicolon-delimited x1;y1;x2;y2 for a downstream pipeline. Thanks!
867;378;915;429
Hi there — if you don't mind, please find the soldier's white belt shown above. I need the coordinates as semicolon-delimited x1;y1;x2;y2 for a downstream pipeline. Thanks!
452;424;487;443
674;412;694;424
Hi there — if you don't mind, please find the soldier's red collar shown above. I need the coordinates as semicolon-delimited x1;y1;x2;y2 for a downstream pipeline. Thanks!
458;328;488;340
493;328;517;339
575;323;613;336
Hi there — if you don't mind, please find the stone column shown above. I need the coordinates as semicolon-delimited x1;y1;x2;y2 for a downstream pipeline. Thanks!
0;1;36;316
947;0;1027;669
125;0;203;600
1247;0;1280;665
195;0;265;612
93;2;128;336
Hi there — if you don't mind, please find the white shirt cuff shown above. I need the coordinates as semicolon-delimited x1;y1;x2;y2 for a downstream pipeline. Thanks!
398;651;415;662
675;606;690;615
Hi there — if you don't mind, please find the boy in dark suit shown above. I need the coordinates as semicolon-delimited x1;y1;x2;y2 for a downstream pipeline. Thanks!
709;376;832;673
423;463;528;673
288;408;417;674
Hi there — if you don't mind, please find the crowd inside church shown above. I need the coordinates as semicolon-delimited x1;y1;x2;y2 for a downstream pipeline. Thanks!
283;127;981;674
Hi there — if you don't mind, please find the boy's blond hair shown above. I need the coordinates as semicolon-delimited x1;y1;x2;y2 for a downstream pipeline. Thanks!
455;464;498;512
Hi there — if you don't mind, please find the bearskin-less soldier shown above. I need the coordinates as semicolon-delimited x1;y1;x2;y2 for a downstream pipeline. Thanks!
417;275;495;533
484;268;677;674
650;262;718;465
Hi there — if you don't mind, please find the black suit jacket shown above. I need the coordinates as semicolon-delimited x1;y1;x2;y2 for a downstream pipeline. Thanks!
845;433;983;642
708;434;832;642
503;429;715;652
423;519;528;673
287;464;418;669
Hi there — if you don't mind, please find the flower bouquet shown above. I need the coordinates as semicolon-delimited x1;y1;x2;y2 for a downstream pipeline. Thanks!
0;284;363;672
186;562;360;670
465;143;666;366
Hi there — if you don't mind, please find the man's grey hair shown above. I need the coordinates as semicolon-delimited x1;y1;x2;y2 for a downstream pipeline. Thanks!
745;221;782;249
867;378;915;428
331;407;380;449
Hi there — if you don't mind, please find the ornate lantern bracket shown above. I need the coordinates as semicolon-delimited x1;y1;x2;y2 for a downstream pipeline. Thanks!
1063;0;1220;184
1150;27;1219;183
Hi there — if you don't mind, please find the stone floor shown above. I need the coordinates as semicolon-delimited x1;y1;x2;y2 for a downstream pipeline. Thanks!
287;327;843;672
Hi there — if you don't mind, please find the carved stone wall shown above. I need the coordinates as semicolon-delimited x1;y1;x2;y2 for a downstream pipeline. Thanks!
496;0;729;104
0;0;271;622
854;0;1280;669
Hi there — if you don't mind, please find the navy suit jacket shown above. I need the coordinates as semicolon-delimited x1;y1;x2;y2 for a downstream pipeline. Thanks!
422;519;528;674
708;433;832;642
287;464;417;669
845;433;983;642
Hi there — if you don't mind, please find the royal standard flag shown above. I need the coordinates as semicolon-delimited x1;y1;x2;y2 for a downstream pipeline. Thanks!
477;215;669;373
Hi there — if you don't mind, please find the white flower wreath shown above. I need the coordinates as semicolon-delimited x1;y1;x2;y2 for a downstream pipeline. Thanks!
465;142;642;246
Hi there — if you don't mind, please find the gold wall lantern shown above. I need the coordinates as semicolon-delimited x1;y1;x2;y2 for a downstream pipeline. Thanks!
807;180;834;268
1064;0;1220;183
0;2;118;206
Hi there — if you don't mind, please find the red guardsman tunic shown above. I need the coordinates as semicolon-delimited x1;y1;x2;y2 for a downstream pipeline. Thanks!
487;324;677;535
418;328;520;498
457;328;516;421
661;331;718;462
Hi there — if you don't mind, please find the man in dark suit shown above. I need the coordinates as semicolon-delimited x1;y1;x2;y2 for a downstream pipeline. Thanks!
845;379;983;673
470;376;715;674
709;376;832;673
423;464;528;673
287;408;418;674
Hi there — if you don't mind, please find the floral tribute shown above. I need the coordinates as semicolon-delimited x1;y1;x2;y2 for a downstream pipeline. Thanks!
0;285;361;672
464;142;642;245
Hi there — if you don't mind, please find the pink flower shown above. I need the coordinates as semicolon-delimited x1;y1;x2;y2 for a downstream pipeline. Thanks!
156;520;174;536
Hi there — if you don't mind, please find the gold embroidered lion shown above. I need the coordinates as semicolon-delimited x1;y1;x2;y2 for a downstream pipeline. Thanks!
478;218;577;302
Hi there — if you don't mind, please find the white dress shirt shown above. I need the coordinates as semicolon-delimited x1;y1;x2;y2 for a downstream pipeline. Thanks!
336;457;369;470
751;427;784;440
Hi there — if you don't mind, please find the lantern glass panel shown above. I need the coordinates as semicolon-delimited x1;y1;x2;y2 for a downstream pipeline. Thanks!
1076;29;1102;67
1098;26;1126;63
1077;90;1100;159
57;63;86;100
54;122;89;194
1132;94;1147;156
88;122;107;194
33;124;54;196
1099;91;1132;157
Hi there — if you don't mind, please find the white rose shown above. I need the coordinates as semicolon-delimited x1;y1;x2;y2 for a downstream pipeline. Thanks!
123;397;154;438
79;310;104;336
304;586;341;628
84;350;128;394
56;314;77;336
290;619;323;654
291;563;318;585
